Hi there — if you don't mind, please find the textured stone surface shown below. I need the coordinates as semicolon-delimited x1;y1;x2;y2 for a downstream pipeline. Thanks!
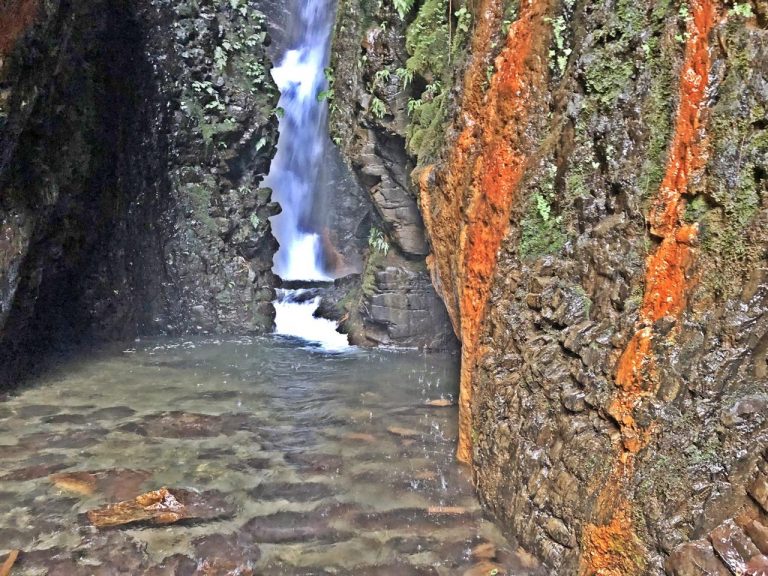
0;0;281;385
325;0;455;350
665;540;731;576
331;0;768;573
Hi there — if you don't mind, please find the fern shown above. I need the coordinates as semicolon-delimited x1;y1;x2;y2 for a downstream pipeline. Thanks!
392;0;415;20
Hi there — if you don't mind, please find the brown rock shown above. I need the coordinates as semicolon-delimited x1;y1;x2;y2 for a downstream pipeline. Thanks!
50;469;151;500
746;555;768;576
86;487;232;528
0;550;19;576
745;519;768;555
462;560;506;576
144;554;197;575
710;520;761;575
387;426;421;438
749;475;768;514
51;471;97;495
425;399;456;407
665;540;731;576
427;506;469;515
470;542;497;561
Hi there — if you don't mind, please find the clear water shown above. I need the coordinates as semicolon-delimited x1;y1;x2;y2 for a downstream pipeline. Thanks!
0;337;539;575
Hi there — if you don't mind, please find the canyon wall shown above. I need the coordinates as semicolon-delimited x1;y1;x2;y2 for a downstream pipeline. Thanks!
331;0;768;572
327;0;457;350
0;0;281;383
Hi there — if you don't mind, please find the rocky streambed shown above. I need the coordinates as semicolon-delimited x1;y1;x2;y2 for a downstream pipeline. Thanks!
0;337;541;575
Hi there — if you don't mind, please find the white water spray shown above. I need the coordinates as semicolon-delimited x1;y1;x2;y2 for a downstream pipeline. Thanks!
266;0;350;351
265;0;337;281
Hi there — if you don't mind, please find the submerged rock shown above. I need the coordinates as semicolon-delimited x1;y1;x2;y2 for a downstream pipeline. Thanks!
119;412;228;439
0;462;69;481
191;532;261;575
241;510;352;544
86;487;232;528
247;481;336;503
50;469;151;500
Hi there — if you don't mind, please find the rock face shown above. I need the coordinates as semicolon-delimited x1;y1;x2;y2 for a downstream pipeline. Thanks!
327;0;456;350
331;0;768;573
0;0;281;383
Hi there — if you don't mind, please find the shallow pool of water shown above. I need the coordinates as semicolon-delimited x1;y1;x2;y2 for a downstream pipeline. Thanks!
0;336;539;575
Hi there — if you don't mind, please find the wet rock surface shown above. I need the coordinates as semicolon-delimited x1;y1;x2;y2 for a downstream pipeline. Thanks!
0;0;281;385
330;0;768;572
320;0;457;351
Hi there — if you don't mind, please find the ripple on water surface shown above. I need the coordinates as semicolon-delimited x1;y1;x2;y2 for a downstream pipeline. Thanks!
0;337;541;575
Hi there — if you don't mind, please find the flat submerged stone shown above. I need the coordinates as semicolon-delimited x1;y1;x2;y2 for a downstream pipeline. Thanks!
86;487;233;528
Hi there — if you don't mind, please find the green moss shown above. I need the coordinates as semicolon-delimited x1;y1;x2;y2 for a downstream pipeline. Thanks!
407;92;447;160
184;182;216;231
361;249;384;297
683;195;711;223
581;0;645;104
519;164;567;259
695;22;767;298
638;1;677;200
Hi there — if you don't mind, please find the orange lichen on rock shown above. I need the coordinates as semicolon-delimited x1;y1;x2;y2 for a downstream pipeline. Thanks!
581;504;647;576
0;0;40;58
616;0;717;417
581;2;719;574
418;0;551;463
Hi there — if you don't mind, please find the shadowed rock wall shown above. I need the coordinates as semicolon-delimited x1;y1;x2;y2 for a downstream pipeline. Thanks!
327;0;457;350
0;0;281;385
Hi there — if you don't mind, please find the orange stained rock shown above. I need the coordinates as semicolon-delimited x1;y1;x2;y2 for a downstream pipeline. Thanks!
581;503;646;576
0;550;19;576
582;1;719;573
0;0;39;58
419;0;551;464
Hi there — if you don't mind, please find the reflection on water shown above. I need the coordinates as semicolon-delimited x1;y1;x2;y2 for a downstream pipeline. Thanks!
0;337;540;575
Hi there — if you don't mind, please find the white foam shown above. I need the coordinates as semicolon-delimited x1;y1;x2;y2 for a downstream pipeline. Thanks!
274;292;350;352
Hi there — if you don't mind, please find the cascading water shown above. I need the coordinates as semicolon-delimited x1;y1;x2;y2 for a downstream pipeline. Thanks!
266;0;349;351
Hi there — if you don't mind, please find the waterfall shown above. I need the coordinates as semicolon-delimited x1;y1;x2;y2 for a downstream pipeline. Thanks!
266;0;350;351
265;0;337;281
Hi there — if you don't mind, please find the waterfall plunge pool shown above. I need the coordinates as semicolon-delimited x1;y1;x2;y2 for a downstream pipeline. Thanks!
0;336;540;575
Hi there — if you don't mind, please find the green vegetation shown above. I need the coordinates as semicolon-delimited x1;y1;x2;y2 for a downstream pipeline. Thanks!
370;96;387;119
368;226;390;255
694;21;766;298
545;15;571;75
729;3;754;17
185;181;216;231
519;164;567;258
318;67;335;102
392;0;415;20
581;0;644;105
178;1;274;148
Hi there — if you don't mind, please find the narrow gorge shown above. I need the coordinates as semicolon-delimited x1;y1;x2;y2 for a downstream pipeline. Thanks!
1;0;767;574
